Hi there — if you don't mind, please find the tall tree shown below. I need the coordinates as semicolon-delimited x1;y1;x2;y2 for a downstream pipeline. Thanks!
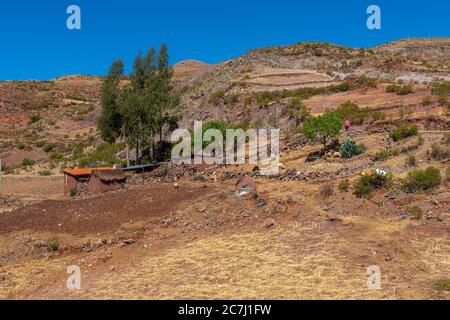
98;60;124;144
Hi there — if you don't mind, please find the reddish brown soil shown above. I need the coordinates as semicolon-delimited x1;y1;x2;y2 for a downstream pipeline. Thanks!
0;184;206;235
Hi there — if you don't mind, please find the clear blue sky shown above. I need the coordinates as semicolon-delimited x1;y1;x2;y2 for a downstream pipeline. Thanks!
0;0;448;80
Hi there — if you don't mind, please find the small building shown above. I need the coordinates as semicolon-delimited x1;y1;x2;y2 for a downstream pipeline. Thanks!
63;167;112;195
88;169;126;193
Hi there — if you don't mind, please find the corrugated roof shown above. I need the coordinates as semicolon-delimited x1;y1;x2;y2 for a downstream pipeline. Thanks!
63;167;112;177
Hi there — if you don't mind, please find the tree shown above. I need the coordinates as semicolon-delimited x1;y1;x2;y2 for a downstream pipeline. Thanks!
303;112;342;150
98;60;124;144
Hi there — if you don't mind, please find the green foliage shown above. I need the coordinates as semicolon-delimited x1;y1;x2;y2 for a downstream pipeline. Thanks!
49;151;64;162
22;158;35;167
354;171;391;198
402;166;441;193
372;148;400;161
338;179;350;193
371;111;387;121
431;81;450;96
340;139;366;158
422;96;433;106
334;101;369;125
29;114;41;124
46;239;59;252
355;75;377;88
209;90;225;105
389;123;419;142
429;143;449;161
386;84;414;95
38;170;52;176
43;143;57;153
69;188;77;197
407;206;423;220
17;143;26;150
303;112;342;149
78;143;125;168
434;278;450;292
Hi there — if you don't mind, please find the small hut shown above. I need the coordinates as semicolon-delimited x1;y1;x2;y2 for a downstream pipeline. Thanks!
63;168;112;195
88;169;126;193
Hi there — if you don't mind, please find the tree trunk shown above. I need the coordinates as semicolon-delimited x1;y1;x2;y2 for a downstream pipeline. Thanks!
125;142;130;167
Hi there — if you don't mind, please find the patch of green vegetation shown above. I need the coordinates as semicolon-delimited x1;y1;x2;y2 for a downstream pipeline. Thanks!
17;143;26;150
386;84;414;95
77;143;125;168
43;143;57;153
338;179;350;193
354;171;391;199
422;96;433;106
208;90;225;105
22;158;35;167
429;143;450;161
372;148;400;162
38;170;52;176
46;239;59;252
434;277;450;292
407;206;423;220
29;114;41;124
371;111;387;122
340;139;366;159
355;75;378;88
401;166;441;193
389;123;419;142
334;101;369;125
69;188;77;197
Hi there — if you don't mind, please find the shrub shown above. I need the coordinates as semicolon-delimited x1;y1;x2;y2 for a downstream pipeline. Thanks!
407;206;423;220
446;165;450;182
38;170;52;176
405;154;417;167
78;143;125;168
22;158;35;167
397;84;414;95
402;167;441;193
29;114;41;124
338;179;350;193
46;239;59;252
17;143;26;150
35;141;46;148
429;144;450;161
434;277;450;292
49;152;64;162
389;123;419;142
69;188;77;197
372;148;400;161
356;75;378;88
422;96;433;106
208;90;225;105
319;184;334;198
43;143;57;153
354;171;391;198
314;48;323;57
334;101;369;125
371;111;387;121
303;112;342;150
340;139;366;159
438;94;448;106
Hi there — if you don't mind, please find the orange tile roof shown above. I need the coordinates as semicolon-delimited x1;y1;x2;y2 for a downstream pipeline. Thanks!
63;167;112;177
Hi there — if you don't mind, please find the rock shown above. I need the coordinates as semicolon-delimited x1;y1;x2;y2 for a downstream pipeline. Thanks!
121;239;136;246
196;203;207;213
264;218;275;228
333;152;341;158
256;198;268;208
235;176;257;198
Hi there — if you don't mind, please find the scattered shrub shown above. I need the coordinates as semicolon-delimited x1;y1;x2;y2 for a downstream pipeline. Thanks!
402;166;441;193
405;154;417;167
17;143;26;150
338;179;350;193
43;143;57;153
407;206;423;220
38;170;52;176
372;148;400;161
389;123;419;142
434;277;450;292
29;114;41;124
356;75;377;88
429;144;450;161
319;184;334;198
422;96;433;106
22;158;35;167
69;188;77;197
340;139;366;159
354;171;391;198
334;101;369;125
46;239;59;252
371;111;387;121
208;90;225;105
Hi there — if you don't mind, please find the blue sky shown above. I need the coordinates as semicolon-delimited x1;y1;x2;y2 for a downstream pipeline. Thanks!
0;0;449;80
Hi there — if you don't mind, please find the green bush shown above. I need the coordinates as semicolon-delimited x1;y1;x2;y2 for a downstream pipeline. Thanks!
22;158;35;167
69;188;77;197
17;143;26;150
29;114;41;124
356;75;378;88
389;123;419;142
422;96;433;106
340;139;366;159
402;167;441;193
354;171;391;198
434;277;450;292
338;179;350;193
38;170;52;176
372;148;400;161
386;84;414;95
371;111;387;121
78;143;125;168
429;144;450;161
407;206;423;220
208;90;225;105
43;143;57;153
334;101;369;125
46;239;59;252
